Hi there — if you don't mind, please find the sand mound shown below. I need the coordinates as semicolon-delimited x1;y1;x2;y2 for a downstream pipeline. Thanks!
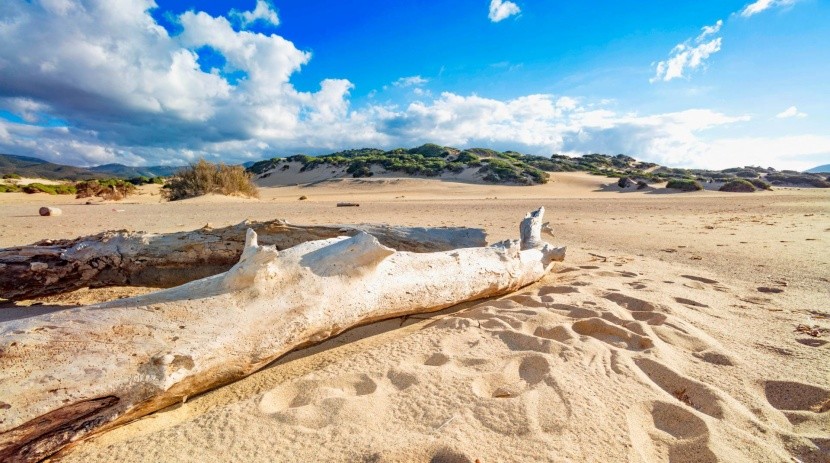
58;251;829;462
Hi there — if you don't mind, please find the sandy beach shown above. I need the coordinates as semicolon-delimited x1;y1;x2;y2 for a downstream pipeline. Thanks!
1;173;828;462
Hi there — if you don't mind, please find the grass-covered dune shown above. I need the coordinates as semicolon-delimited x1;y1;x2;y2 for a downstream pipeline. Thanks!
246;143;830;189
249;144;553;185
248;144;668;186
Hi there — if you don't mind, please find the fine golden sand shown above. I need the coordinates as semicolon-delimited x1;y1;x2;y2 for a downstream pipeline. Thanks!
1;173;828;462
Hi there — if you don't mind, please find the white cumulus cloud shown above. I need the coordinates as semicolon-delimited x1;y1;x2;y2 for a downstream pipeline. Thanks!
776;106;807;118
488;0;520;22
230;0;280;28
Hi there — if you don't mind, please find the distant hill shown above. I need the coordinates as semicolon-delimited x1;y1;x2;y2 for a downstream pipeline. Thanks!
89;163;183;178
247;144;830;188
805;164;830;174
0;154;184;180
0;153;106;180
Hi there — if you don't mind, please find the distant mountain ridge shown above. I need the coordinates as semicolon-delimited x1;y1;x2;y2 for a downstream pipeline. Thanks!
805;164;830;174
0;153;108;180
0;154;184;180
89;163;183;178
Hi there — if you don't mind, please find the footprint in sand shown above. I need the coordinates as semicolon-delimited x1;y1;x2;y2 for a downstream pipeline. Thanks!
603;292;736;364
470;355;570;435
424;352;451;366
674;297;709;308
681;275;719;285
258;373;383;429
680;275;729;292
537;285;580;295
571;317;654;351
603;292;659;312
763;380;830;414
633;358;725;419
626;400;717;463
757;287;784;294
763;380;830;454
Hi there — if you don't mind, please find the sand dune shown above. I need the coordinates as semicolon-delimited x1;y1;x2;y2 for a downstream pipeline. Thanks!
52;252;829;462
1;173;828;462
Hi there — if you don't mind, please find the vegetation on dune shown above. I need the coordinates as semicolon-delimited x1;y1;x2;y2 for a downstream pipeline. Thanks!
719;179;757;193
162;159;259;201
127;176;165;186
248;144;553;185
747;178;772;190
765;171;830;188
666;179;704;192
76;179;137;200
21;182;77;195
2;173;21;179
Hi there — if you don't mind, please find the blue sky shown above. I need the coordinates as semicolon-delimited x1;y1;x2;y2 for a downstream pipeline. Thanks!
0;0;827;169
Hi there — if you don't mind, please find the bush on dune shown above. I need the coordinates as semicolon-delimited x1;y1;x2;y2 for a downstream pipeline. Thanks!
719;179;757;193
76;179;136;200
666;179;703;192
162;159;259;201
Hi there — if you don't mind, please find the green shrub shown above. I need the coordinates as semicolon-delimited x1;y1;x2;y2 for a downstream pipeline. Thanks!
2;173;21;179
455;151;480;164
127;176;162;186
21;182;76;195
76;179;136;200
719;179;757;192
0;184;21;193
748;179;772;190
162;159;259;201
407;143;448;158
765;172;830;188
666;179;703;192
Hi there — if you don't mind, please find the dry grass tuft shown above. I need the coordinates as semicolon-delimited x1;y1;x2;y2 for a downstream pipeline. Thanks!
76;180;135;201
162;159;259;201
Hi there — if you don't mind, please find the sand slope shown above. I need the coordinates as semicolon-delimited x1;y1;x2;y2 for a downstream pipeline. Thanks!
51;251;829;462
1;173;828;462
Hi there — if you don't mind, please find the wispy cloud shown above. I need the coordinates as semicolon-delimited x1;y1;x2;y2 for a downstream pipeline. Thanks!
230;0;280;28
393;76;429;87
776;106;807;118
697;19;723;40
739;0;797;17
488;0;521;22
651;20;723;83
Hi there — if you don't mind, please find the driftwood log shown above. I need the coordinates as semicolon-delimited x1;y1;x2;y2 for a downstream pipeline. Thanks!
0;219;486;301
0;208;565;462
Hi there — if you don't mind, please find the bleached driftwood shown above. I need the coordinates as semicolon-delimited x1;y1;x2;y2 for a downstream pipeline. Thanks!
0;208;564;462
0;219;486;301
